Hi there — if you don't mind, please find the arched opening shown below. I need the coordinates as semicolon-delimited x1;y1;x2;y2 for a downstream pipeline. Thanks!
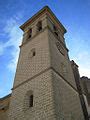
37;21;42;32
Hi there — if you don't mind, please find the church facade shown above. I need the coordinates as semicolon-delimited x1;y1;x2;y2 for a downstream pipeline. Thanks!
0;6;89;120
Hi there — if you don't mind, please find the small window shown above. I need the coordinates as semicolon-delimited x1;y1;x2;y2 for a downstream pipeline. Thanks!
53;25;58;36
32;51;36;56
29;95;33;107
53;25;57;31
2;108;5;110
28;48;36;59
23;90;34;111
28;28;32;38
31;48;36;57
37;21;42;32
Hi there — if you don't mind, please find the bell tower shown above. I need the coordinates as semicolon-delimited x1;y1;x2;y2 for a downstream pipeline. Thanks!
8;6;84;120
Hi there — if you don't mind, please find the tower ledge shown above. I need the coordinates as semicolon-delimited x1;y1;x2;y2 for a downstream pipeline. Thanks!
20;6;67;34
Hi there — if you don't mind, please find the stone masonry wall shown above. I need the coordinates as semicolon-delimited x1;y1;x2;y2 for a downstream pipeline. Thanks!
52;70;84;120
8;69;57;120
48;28;77;90
13;28;50;88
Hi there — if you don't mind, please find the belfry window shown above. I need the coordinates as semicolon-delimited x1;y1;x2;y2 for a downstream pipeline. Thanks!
28;28;32;38
37;21;42;32
29;94;33;107
53;25;58;36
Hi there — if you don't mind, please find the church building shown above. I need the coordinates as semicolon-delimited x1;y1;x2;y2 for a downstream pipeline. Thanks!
0;6;89;120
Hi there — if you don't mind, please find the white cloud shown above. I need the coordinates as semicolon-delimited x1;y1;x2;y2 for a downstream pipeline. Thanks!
72;51;90;78
4;18;22;48
7;47;20;72
0;14;23;72
79;67;90;78
67;31;90;78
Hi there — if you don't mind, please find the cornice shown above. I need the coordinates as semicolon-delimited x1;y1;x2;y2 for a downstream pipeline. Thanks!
20;6;66;34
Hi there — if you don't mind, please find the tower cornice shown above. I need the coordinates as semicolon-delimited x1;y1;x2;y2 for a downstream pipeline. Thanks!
20;6;67;34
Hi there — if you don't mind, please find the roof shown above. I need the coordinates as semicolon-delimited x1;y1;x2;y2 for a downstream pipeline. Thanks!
20;6;66;33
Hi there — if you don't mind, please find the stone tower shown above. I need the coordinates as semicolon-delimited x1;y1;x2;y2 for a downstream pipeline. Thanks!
8;6;84;120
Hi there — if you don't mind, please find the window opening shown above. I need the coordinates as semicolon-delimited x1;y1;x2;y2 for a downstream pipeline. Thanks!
37;21;42;31
53;25;58;36
33;51;36;56
28;48;36;59
28;28;32;38
29;95;33;107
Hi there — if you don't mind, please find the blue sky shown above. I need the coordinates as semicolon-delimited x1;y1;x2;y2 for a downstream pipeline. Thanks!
0;0;90;98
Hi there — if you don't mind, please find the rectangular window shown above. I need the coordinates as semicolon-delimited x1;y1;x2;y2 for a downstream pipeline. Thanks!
28;28;32;38
37;21;42;31
53;25;58;36
29;95;33;107
32;51;36;56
